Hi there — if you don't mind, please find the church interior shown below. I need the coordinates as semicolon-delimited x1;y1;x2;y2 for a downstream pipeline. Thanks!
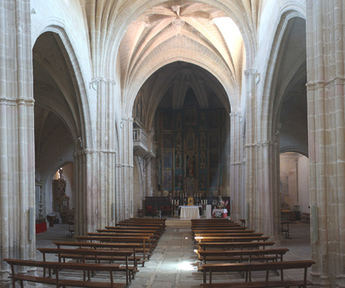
0;0;344;287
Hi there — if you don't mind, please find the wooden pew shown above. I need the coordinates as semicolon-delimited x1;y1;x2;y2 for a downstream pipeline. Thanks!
96;229;160;239
117;220;165;229
194;236;270;243
76;235;153;260
194;232;263;238
191;219;234;225
106;225;163;236
192;228;249;236
121;218;166;229
54;241;147;266
37;247;136;283
4;258;127;288
199;260;315;287
90;232;159;242
196;248;289;264
198;241;275;251
192;223;242;228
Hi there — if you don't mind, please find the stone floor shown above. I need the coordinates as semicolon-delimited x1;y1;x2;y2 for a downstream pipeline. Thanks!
0;218;312;287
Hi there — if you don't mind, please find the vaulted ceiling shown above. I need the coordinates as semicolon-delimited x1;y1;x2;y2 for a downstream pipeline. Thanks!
118;2;245;92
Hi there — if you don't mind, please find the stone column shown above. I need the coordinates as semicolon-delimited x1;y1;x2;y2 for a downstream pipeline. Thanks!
96;78;117;228
74;78;118;234
244;69;258;230
0;0;36;279
230;112;245;221
306;1;345;286
244;69;280;238
121;118;134;219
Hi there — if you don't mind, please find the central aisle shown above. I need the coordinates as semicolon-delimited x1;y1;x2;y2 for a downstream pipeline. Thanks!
130;219;201;288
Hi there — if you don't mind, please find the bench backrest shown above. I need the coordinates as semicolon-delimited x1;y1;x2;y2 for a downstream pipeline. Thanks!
37;247;133;256
4;258;122;271
202;260;315;272
197;248;289;256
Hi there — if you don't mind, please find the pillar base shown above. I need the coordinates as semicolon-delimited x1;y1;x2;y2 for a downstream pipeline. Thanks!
336;274;345;288
0;269;10;282
311;272;331;288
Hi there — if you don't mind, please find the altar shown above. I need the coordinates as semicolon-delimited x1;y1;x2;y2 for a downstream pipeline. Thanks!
180;206;200;219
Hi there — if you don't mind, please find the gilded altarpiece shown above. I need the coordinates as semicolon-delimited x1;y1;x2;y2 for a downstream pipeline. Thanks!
156;108;225;199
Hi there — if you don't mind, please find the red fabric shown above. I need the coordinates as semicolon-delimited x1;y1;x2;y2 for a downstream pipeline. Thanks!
36;222;47;234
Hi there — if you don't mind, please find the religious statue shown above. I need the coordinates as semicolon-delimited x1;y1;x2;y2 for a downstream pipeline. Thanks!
188;196;194;206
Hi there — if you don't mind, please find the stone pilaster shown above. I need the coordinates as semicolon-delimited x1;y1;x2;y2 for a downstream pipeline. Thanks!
0;0;35;279
306;1;345;286
230;112;245;221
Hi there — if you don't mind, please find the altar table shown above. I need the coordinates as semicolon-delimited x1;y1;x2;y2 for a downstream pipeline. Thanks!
180;206;200;219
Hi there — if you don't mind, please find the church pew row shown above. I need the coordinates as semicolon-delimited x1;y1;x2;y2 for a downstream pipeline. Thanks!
192;218;314;287
76;235;154;261
106;225;164;236
198;241;276;251
4;258;128;288
195;248;289;264
4;217;165;287
199;260;315;287
117;218;166;231
37;247;135;283
194;236;270;243
96;229;160;239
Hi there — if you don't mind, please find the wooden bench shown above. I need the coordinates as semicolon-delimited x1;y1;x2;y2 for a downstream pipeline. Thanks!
54;241;146;266
191;219;235;225
106;225;163;236
76;235;153;260
96;230;160;239
192;224;243;229
196;248;289;264
194;236;270;243
199;260;315;287
121;218;166;228
198;241;275;251
4;258;127;288
192;228;250;236
194;233;263;238
37;247;136;283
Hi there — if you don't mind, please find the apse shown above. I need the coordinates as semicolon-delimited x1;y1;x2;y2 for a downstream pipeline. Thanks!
132;61;230;204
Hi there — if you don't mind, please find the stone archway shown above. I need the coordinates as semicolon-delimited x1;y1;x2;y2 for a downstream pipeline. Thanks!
33;31;87;235
131;61;231;216
249;13;307;238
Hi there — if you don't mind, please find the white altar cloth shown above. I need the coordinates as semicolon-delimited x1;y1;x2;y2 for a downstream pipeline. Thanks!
180;206;200;219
